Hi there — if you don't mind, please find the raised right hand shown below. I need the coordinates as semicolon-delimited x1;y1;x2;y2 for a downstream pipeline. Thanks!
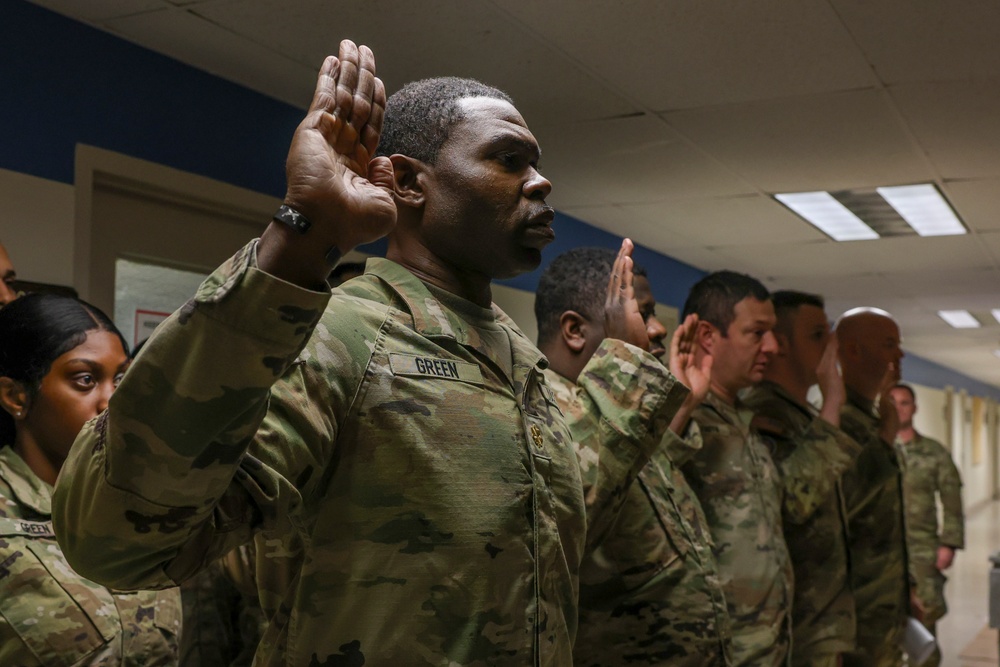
876;362;901;446
259;40;397;286
603;239;649;351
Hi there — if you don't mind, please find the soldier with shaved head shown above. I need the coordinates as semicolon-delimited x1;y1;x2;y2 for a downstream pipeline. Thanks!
836;308;909;667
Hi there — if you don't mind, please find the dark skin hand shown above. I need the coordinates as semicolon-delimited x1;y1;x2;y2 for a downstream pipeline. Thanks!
603;239;649;351
258;40;397;289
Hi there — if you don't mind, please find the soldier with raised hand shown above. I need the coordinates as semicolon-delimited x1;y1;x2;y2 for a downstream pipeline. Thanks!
679;271;863;667
51;41;689;666
742;291;862;666
535;246;730;666
889;383;964;667
835;308;909;667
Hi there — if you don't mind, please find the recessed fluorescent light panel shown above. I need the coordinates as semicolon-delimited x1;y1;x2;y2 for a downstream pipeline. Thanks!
876;184;966;236
994;349;1000;360
992;309;1000;324
775;183;967;241
938;310;980;328
774;192;879;241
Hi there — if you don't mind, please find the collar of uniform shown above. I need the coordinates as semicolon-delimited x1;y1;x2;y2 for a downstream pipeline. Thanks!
361;258;547;369
754;380;816;418
703;389;754;429
362;257;487;343
0;447;52;516
845;386;876;416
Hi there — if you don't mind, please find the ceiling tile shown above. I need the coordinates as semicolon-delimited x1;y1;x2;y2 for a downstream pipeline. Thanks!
533;115;755;207
944;180;1000;232
193;0;636;123
891;80;1000;180
831;0;1000;84
30;0;165;21
493;0;876;110
663;89;931;192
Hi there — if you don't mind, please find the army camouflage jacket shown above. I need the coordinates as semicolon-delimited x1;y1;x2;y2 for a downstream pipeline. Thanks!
743;381;861;660
684;390;860;667
0;447;181;667
896;433;964;566
838;390;909;654
545;368;732;667
53;242;687;667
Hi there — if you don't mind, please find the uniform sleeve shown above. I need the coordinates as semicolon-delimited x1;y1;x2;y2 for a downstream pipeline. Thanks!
773;418;862;524
51;241;339;591
573;338;690;547
935;444;965;549
662;425;702;467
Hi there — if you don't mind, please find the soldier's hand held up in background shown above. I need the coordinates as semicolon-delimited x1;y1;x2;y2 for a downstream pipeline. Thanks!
817;335;846;428
259;40;397;288
603;239;649;351
668;313;712;435
875;362;901;446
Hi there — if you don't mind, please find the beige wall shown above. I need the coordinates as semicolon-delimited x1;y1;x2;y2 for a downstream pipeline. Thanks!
0;167;75;287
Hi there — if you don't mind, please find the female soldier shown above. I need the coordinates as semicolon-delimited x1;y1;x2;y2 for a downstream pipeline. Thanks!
0;293;181;666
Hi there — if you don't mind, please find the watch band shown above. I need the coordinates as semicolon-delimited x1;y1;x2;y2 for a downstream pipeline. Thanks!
273;204;312;234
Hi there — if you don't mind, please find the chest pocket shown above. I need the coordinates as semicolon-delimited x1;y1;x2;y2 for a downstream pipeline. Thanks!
0;519;119;667
114;588;182;667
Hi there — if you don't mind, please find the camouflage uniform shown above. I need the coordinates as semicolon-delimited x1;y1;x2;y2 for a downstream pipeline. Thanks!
545;366;732;667
52;242;688;667
179;543;267;667
839;390;909;667
743;381;860;667
683;390;861;667
0;446;181;666
896;432;964;667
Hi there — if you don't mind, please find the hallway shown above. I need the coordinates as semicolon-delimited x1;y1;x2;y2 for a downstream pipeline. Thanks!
939;500;1000;665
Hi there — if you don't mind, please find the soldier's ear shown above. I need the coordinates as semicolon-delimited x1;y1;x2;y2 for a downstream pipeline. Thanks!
0;377;28;420
389;154;427;209
696;319;716;355
559;311;589;353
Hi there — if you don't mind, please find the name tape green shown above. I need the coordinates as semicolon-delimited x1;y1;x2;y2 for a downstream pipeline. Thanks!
0;517;56;539
389;353;484;385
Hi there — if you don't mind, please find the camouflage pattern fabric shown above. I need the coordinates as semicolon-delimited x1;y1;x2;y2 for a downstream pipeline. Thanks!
545;366;732;667
52;242;688;667
0;447;181;667
896;432;963;624
743;381;861;665
684;389;861;667
839;390;908;667
179;543;266;667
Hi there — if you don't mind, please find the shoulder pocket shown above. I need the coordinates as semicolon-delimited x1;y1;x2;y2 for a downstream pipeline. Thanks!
0;535;117;667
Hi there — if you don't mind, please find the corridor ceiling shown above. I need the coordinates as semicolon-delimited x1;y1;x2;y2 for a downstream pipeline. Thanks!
31;0;1000;388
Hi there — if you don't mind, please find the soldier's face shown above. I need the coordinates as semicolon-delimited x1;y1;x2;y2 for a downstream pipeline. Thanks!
419;97;554;280
788;304;830;385
889;387;916;428
858;316;904;384
634;276;667;359
21;330;128;470
0;243;18;308
712;297;778;392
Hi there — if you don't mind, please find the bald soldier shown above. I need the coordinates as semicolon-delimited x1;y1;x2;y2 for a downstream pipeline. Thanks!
0;241;19;307
535;247;731;666
835;308;909;667
890;383;964;667
742;291;860;666
680;272;862;666
52;41;689;666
